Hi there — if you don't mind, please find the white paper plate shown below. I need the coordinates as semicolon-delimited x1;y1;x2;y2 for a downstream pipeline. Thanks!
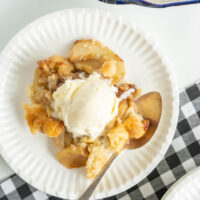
0;9;179;199
162;167;200;200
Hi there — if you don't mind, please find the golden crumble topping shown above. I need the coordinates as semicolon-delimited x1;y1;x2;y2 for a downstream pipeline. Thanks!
86;143;111;179
106;123;129;153
23;39;149;179
23;104;64;137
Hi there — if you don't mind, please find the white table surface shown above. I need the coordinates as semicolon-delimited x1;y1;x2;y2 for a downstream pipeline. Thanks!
0;0;200;182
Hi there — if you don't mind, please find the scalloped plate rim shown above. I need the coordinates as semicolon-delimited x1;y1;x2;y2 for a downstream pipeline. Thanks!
0;8;179;200
162;166;200;200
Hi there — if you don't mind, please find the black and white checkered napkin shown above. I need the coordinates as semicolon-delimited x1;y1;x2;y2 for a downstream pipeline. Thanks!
0;82;200;200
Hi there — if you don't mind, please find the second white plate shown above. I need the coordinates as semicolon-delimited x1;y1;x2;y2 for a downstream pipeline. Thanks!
0;9;179;199
162;167;200;200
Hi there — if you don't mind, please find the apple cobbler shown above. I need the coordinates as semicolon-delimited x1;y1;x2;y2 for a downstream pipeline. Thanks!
23;39;149;179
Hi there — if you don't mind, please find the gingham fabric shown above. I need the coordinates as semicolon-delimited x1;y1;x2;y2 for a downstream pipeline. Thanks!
0;82;200;200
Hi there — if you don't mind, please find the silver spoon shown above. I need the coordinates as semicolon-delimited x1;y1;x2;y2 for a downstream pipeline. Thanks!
78;92;162;200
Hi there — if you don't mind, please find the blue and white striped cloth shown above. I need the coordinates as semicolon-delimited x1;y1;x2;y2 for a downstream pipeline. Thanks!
99;0;200;7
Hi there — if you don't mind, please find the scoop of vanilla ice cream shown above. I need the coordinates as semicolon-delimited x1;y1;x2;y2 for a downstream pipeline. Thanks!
52;73;119;139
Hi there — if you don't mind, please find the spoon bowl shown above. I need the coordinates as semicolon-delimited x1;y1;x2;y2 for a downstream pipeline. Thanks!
127;92;162;149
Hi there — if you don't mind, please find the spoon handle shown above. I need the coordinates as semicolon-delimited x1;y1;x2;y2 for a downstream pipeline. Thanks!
78;153;118;200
